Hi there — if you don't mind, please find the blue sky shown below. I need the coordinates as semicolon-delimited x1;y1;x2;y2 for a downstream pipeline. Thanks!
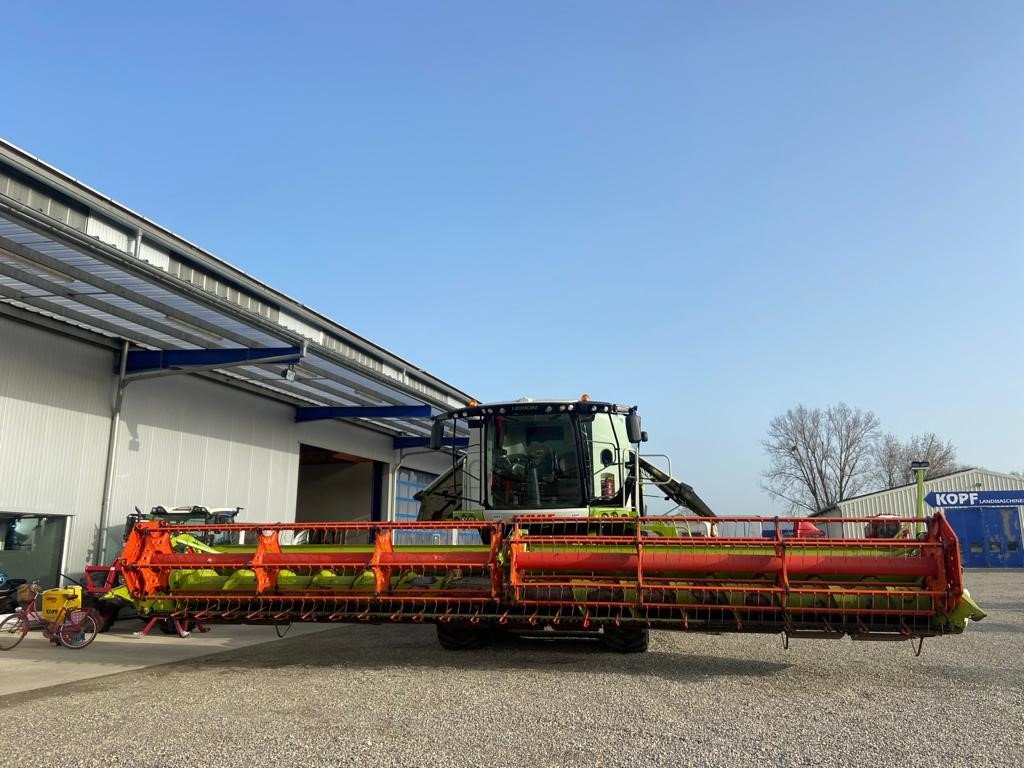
4;2;1022;514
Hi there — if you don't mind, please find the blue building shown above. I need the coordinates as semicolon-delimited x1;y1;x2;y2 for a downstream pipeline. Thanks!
812;469;1024;568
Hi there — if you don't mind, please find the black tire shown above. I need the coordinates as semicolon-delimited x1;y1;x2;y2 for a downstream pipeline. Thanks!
96;604;119;633
602;624;649;653
158;618;178;635
57;609;100;649
0;613;28;651
436;622;490;650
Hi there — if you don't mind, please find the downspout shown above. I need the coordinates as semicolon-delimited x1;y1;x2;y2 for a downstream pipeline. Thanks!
94;339;130;565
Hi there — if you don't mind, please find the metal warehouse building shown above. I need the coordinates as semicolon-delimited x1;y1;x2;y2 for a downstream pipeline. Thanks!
0;139;471;588
812;468;1024;568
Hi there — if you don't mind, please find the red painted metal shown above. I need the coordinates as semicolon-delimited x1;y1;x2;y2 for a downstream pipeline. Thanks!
115;513;967;639
510;550;937;578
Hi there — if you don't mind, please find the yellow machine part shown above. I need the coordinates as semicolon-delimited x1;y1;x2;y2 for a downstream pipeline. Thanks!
41;586;82;622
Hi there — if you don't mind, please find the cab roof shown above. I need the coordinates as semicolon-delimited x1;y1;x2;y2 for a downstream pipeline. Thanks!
439;399;634;420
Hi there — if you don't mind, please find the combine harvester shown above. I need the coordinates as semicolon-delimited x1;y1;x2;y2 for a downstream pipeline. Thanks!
118;398;984;653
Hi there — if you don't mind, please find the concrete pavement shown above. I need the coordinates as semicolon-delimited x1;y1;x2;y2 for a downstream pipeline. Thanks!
0;617;333;696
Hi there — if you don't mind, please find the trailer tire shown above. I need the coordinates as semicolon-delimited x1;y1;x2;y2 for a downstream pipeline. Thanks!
436;622;490;650
602;625;649;653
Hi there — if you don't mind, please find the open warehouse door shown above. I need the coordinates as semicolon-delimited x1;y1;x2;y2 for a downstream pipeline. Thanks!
294;444;386;543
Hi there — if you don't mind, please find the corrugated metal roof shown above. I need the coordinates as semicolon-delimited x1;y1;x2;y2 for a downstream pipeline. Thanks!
0;139;471;411
0;148;471;441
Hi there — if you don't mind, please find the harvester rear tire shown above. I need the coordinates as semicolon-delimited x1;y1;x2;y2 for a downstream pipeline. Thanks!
602;625;649;653
436;622;490;650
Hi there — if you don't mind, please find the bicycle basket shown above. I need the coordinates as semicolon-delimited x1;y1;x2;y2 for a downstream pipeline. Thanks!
16;583;36;607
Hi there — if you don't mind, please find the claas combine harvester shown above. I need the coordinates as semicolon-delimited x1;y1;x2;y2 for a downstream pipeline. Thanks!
118;398;984;652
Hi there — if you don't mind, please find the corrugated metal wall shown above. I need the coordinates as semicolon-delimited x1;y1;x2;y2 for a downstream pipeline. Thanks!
85;213;132;252
0;320;111;570
1;317;463;579
109;374;300;539
821;470;1024;538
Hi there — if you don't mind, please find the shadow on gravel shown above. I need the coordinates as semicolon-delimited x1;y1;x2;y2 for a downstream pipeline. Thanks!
968;620;1021;634
970;599;1024;613
183;625;794;684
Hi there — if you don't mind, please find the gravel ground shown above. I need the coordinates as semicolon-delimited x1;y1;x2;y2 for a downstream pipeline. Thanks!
2;571;1020;768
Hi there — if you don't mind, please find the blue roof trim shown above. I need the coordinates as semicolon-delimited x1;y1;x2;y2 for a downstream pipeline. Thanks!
125;346;302;374
295;405;432;423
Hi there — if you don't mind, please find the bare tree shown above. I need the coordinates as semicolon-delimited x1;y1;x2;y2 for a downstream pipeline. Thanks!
871;432;961;489
761;404;881;514
872;433;905;490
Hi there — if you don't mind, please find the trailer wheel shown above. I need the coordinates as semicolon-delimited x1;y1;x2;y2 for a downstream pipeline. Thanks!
602;625;649;653
436;622;491;650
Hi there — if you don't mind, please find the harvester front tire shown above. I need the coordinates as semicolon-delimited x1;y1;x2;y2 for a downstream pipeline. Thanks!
603;625;649;653
436;622;490;650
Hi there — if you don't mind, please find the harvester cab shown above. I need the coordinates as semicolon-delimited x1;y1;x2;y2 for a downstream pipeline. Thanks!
420;397;715;527
86;504;244;631
863;515;911;539
124;505;243;546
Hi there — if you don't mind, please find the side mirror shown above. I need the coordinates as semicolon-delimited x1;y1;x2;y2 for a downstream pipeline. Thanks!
626;413;645;443
429;420;445;450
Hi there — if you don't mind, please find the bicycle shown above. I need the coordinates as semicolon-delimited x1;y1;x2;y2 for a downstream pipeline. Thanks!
0;581;100;651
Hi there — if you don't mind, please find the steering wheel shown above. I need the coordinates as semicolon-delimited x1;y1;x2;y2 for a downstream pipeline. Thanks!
495;454;531;479
527;445;552;465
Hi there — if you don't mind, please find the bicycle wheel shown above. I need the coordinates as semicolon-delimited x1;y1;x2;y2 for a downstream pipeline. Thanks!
56;609;99;649
0;612;28;651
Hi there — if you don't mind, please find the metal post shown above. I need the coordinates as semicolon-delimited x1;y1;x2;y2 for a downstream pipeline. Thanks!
911;460;930;538
95;340;130;565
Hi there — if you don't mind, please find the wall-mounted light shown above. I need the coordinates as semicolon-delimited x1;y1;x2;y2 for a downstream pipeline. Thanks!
281;365;297;382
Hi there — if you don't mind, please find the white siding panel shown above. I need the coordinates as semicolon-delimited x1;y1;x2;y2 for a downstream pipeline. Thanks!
402;450;456;478
110;375;300;536
278;311;324;344
85;214;131;252
0;319;111;571
383;363;405;382
138;241;171;270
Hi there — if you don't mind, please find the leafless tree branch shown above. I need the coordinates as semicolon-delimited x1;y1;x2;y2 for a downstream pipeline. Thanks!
761;403;880;514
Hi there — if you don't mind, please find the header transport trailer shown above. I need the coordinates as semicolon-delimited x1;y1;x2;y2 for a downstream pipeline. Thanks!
116;398;985;653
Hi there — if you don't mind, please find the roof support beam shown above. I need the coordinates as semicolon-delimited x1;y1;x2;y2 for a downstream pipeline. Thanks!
0;231;418;411
0;283;169;347
295;405;432;423
393;436;470;449
0;200;470;411
125;346;304;380
0;256;212;348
